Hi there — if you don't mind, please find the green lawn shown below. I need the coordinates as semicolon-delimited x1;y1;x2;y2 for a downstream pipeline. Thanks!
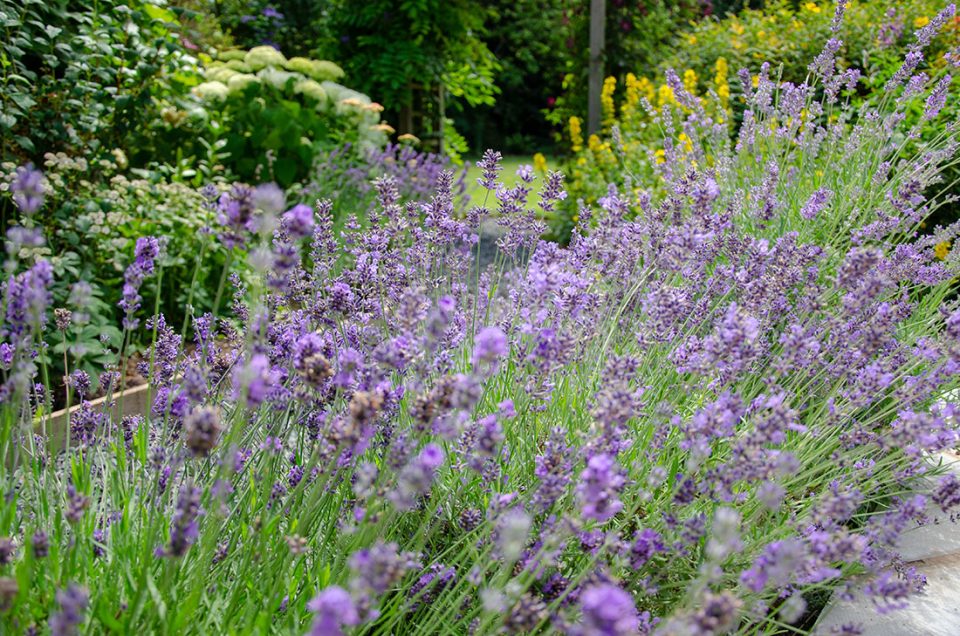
462;154;555;210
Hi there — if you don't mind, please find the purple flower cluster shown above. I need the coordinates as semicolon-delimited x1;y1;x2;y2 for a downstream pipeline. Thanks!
166;484;201;557
308;586;359;636
118;237;161;330
4;12;960;634
308;142;469;216
49;584;88;636
10;163;45;215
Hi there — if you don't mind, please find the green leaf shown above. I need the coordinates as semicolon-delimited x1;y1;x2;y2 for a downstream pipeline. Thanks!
145;573;167;620
10;93;36;110
274;157;299;187
143;3;176;24
15;136;35;152
95;598;125;631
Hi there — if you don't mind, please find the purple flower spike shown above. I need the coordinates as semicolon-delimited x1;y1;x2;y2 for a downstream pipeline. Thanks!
578;583;641;636
118;237;161;330
232;353;277;408
4;258;54;337
390;445;445;510
308;586;360;636
167;484;202;557
516;164;534;183
578;453;625;523
49;584;88;636
475;149;503;190
283;203;315;239
473;326;508;367
10;163;45;215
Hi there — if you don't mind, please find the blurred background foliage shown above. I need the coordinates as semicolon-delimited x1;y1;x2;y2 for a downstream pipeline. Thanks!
3;0;958;389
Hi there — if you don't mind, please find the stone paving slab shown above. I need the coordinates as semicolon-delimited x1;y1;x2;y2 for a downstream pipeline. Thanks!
814;552;960;635
815;453;960;634
896;455;960;562
896;503;960;562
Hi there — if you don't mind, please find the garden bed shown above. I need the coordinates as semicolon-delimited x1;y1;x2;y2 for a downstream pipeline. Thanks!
1;1;960;635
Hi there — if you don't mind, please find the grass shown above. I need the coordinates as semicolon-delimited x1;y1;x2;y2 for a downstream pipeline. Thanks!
462;154;555;210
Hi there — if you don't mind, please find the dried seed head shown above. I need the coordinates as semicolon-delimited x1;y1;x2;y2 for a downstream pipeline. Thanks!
185;407;222;457
0;577;18;611
349;391;384;426
54;308;72;331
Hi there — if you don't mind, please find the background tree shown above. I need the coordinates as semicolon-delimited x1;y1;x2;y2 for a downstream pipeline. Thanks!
325;0;499;154
453;0;571;154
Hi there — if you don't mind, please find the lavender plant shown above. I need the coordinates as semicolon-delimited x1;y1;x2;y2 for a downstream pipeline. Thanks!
303;142;469;224
2;4;960;634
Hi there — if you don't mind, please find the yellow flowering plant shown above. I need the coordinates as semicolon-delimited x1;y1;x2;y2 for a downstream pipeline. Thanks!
553;60;733;242
662;0;953;93
552;0;959;244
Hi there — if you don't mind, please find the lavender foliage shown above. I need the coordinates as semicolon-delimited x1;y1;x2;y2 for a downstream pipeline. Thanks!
3;13;960;635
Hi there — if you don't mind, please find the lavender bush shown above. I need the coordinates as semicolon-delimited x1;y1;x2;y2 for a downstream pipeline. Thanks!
2;4;960;634
302;142;469;224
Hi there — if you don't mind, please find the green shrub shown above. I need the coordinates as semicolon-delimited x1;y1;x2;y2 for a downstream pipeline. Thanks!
1;154;237;384
0;0;200;164
553;0;960;242
662;1;954;90
147;48;387;188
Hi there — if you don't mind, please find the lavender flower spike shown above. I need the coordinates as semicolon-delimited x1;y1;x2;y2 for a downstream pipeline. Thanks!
118;236;161;330
473;326;508;368
167;484;202;557
475;149;503;190
308;586;360;636
10;163;45;215
49;584;89;636
577;583;641;636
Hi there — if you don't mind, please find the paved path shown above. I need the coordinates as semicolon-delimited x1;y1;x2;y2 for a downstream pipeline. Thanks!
815;452;960;634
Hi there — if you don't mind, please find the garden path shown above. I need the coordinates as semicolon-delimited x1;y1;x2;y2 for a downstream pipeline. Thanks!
815;451;960;634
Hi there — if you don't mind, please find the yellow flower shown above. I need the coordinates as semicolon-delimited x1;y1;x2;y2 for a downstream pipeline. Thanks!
935;241;951;260
601;76;617;128
588;134;615;165
803;2;821;14
718;84;731;106
657;84;676;108
679;133;693;153
569;116;584;153
914;16;930;28
687;35;698;45
638;76;655;102
683;69;698;95
714;57;729;83
654;148;666;164
533;152;547;173
623;72;643;119
714;57;730;110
